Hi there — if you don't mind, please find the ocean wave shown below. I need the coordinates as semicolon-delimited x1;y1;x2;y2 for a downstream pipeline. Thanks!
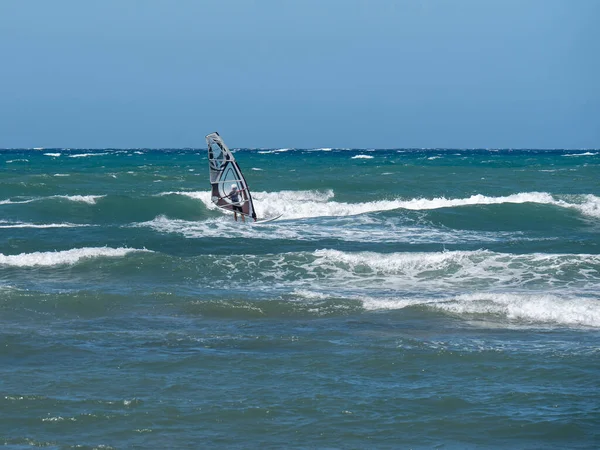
184;190;600;220
388;192;600;218
0;194;105;205
432;292;600;328
68;153;109;158
564;152;598;157
125;248;599;294
225;248;600;297
163;189;334;215
53;195;105;204
290;289;600;330
291;290;600;328
135;214;523;244
137;189;598;242
310;249;600;286
0;221;90;229
257;148;291;154
3;190;597;222
0;247;150;267
277;191;600;220
351;155;374;159
0;198;36;205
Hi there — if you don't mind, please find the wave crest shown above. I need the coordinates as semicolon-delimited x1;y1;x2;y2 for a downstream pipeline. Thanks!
0;247;150;267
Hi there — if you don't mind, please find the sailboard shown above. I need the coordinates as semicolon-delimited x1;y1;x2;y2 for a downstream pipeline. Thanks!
206;132;269;222
254;213;283;224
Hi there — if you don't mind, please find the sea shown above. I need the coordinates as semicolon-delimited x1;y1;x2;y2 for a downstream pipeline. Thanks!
1;147;599;449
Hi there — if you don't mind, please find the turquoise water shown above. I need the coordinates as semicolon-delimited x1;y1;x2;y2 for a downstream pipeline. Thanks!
1;148;599;449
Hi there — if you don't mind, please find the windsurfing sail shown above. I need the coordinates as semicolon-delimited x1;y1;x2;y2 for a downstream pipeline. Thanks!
206;132;257;221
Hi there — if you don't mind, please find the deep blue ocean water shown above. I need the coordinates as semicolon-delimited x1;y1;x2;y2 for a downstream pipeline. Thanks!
1;147;599;449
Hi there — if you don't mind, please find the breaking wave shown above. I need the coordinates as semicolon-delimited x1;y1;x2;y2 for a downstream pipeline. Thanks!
0;195;105;205
182;190;600;220
0;220;89;229
0;247;151;267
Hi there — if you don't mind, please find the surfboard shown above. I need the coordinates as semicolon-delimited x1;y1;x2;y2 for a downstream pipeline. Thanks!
254;214;283;224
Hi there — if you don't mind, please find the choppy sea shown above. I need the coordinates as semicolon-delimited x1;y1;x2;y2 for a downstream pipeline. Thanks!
1;147;599;449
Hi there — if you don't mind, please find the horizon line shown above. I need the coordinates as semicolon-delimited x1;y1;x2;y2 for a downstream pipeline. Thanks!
1;147;599;152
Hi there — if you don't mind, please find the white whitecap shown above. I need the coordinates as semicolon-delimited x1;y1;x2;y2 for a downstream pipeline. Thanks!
257;148;290;154
54;195;105;204
564;152;598;157
0;247;151;267
68;153;108;158
431;292;600;328
0;221;89;229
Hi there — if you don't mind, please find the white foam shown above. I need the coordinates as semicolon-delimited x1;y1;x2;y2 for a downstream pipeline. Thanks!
182;249;600;328
0;198;36;205
564;152;598;157
257;148;290;154
283;252;600;328
277;191;599;220
54;195;105;204
154;189;600;231
68;153;108;158
395;192;556;210
351;155;374;159
0;247;150;267
135;213;519;245
43;153;61;157
6;159;29;163
291;289;331;300
133;215;281;240
0;221;89;229
567;194;600;218
159;189;335;219
0;195;104;206
166;249;600;300
386;192;600;219
307;249;600;294
432;292;600;328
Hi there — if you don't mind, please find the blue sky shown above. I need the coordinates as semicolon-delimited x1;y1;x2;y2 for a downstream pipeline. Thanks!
1;0;598;148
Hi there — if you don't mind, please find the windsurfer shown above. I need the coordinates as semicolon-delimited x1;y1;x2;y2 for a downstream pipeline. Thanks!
229;184;245;222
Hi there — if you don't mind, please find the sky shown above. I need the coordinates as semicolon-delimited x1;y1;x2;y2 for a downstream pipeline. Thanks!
1;0;599;149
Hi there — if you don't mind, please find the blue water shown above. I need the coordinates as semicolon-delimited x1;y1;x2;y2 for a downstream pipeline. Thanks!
1;147;599;449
